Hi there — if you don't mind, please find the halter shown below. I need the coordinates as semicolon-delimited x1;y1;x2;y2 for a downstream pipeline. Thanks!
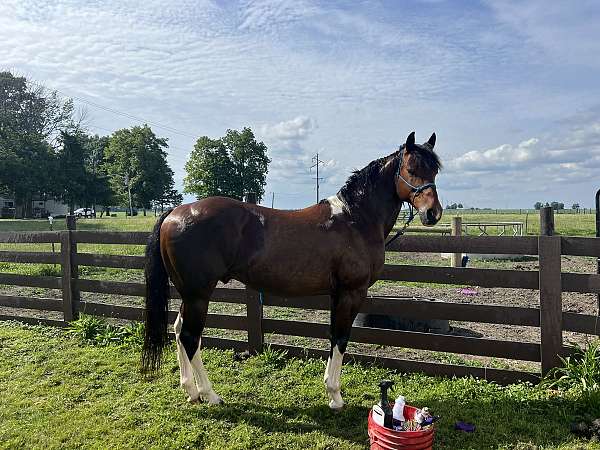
385;147;437;248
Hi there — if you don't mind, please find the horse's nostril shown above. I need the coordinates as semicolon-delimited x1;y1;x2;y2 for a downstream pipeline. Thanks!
426;209;436;223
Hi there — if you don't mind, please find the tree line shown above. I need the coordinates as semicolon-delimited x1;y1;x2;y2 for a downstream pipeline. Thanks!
1;72;271;219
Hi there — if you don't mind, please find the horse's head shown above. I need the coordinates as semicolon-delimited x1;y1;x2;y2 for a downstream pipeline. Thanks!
395;132;443;226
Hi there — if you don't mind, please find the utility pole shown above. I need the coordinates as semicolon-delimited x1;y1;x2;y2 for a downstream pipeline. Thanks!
271;192;275;208
310;152;325;204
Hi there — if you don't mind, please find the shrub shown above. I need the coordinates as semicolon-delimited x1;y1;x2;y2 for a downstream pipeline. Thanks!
66;314;144;347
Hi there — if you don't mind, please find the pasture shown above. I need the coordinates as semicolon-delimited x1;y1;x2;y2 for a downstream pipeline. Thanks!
1;321;599;450
1;211;599;448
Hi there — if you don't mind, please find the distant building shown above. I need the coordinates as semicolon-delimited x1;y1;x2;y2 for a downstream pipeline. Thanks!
0;196;70;218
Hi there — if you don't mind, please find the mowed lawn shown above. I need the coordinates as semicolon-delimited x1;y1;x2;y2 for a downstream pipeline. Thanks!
1;322;599;450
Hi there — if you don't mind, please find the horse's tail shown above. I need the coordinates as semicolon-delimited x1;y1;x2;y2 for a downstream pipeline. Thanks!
141;208;174;375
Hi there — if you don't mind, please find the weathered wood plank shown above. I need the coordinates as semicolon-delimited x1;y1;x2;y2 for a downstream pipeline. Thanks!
0;315;66;327
562;273;600;294
76;253;145;269
0;251;60;264
246;288;263;353
201;336;248;352
262;319;541;361
563;312;600;336
75;279;244;303
561;237;600;257
0;272;61;289
80;301;247;330
386;235;538;255
538;235;563;375
72;231;149;245
362;296;541;326
381;265;539;289
0;231;61;243
264;294;540;326
267;343;540;385
0;295;62;311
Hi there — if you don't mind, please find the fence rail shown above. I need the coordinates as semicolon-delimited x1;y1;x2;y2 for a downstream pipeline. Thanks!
1;207;599;385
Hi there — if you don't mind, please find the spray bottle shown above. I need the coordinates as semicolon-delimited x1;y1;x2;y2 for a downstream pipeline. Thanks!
372;380;395;428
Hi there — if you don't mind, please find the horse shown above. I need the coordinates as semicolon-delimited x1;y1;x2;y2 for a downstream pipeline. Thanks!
141;131;443;409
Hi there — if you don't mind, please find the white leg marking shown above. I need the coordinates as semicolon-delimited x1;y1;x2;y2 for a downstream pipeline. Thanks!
324;345;344;409
190;339;222;405
174;312;200;402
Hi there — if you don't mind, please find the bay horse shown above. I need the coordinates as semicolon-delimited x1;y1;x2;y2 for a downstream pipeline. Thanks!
142;131;442;409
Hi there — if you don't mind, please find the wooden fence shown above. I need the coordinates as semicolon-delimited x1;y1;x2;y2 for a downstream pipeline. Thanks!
1;211;600;386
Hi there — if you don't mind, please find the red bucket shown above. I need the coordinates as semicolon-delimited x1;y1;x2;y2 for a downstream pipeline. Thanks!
368;404;435;450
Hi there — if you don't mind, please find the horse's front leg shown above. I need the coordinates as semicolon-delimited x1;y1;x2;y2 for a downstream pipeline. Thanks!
324;287;366;410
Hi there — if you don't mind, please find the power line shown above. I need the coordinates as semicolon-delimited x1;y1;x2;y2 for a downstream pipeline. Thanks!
0;74;198;139
310;152;325;204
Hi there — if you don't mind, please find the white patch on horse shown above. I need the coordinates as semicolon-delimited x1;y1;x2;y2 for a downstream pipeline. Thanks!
190;339;222;404
174;312;200;402
327;195;347;218
250;209;266;226
323;345;344;409
174;312;222;404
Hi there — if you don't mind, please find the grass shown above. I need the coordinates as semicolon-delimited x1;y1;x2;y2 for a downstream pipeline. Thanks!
1;321;600;450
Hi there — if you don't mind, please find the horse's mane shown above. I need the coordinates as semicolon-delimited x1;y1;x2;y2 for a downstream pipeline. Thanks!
333;143;442;213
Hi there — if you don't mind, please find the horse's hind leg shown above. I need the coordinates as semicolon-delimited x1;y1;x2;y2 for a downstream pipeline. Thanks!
174;288;222;404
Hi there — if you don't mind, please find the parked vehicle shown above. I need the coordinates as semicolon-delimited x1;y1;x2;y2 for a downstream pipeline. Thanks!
74;208;95;218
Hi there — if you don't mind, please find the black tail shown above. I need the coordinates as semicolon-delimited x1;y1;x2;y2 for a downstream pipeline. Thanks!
141;208;173;375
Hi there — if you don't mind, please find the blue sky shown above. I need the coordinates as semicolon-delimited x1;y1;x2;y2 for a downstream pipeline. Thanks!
2;0;599;208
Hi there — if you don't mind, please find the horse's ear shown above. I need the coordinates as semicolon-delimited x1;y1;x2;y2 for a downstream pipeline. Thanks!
405;132;416;151
427;132;436;149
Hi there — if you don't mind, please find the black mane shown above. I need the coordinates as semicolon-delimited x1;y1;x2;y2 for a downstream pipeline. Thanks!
334;143;442;214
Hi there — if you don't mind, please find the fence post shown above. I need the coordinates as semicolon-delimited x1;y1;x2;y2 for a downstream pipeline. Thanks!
451;216;462;268
244;193;263;353
539;206;562;375
60;215;79;322
540;206;554;236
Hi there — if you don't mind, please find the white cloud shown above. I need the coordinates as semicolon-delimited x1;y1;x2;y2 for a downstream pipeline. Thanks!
260;116;315;141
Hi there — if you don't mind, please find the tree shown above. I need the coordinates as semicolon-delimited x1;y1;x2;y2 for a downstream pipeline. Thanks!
457;203;463;209
0;72;74;217
104;125;175;215
184;136;236;198
55;131;88;214
83;134;113;213
534;202;543;210
224;128;270;202
572;203;580;210
184;128;270;201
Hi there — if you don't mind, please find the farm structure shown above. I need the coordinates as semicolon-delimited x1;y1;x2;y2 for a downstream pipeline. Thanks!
0;210;599;385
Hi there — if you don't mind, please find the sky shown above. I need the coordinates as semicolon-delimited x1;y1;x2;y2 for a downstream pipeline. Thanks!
2;0;600;209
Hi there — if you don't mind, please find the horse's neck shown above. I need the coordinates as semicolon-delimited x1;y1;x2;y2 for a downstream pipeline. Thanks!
346;158;403;239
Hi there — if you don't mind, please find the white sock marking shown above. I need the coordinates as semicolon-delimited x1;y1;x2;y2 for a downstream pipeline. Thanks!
324;345;344;409
174;312;200;402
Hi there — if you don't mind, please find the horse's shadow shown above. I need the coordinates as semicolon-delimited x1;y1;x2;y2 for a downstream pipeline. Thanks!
190;395;597;449
193;401;370;446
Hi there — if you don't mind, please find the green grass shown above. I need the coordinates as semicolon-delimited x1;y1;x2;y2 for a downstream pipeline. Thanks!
1;322;599;450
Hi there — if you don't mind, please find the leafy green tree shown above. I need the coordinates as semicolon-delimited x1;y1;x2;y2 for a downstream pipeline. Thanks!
83;134;113;213
534;202;543;210
0;72;74;217
224;128;270;201
184;128;270;201
104;125;174;215
55;131;89;214
184;136;236;198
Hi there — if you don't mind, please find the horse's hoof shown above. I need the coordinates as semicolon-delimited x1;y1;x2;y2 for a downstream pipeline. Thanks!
329;399;345;411
205;393;224;405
